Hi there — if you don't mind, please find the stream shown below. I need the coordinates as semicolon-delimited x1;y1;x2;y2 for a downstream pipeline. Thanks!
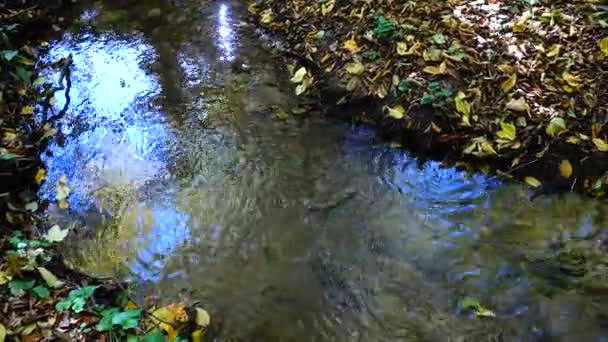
40;0;608;340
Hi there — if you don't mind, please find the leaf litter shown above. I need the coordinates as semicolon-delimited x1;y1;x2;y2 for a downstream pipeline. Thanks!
249;0;608;195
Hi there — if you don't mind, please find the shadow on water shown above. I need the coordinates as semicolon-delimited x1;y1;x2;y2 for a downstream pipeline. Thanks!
40;0;608;340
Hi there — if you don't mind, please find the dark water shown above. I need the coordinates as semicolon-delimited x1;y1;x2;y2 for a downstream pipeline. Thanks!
40;1;608;340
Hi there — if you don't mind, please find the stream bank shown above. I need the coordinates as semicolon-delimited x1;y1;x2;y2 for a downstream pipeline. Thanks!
247;0;608;197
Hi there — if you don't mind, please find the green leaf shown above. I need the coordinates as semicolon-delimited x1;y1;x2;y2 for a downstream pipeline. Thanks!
32;77;47;87
127;335;140;342
144;329;166;342
71;297;87;313
1;50;18;61
37;266;65;288
111;309;142;330
55;299;72;312
431;33;447;45
32;285;51;299
458;297;481;310
9;279;35;297
97;308;120;331
545;117;567;137
0;322;5;342
0;152;17;160
15;67;32;83
69;285;98;300
496;120;517;141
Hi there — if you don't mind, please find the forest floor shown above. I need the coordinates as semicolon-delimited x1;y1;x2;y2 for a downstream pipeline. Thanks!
248;0;608;196
0;2;209;341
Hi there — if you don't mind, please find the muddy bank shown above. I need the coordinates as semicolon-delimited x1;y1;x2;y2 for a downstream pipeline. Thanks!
247;0;608;197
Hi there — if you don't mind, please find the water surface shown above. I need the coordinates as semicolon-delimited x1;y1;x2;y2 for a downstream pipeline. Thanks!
41;1;608;340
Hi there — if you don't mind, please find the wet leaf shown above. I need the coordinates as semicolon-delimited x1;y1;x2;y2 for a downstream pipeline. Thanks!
546;44;561;58
501;74;517;93
37;267;65;288
151;303;189;340
0;322;5;342
43;225;68;243
559;160;573;179
545;117;567;137
525;176;542;188
385;105;405;120
423;61;447;75
593;138;608;152
194;307;211;327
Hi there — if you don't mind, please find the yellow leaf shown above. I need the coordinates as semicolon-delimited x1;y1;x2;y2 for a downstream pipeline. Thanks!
151;303;189;340
501;74;517;93
562;71;582;88
559;160;573;179
125;300;138;310
260;9;273;24
21;106;34;115
599;37;608;55
593;138;608;152
58;199;69;209
454;91;471;118
546;44;561;57
290;67;307;83
506;98;528;112
385;105;405;119
496;120;516;141
524;176;541;188
321;0;335;15
343;38;359;53
512;14;528;33
194;307;211;327
345;62;365;75
396;42;408;56
55;176;70;201
191;329;204;342
496;64;514;74
0;322;5;342
423;61;447;75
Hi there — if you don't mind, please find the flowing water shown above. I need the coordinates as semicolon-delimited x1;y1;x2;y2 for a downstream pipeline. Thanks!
40;1;608;340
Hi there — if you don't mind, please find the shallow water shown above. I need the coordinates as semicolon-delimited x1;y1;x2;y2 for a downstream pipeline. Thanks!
41;1;608;340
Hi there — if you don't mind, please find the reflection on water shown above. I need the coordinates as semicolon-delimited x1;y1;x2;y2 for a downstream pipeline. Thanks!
42;0;608;340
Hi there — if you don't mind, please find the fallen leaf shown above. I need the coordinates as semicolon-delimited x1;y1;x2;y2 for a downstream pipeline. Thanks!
345;62;365;75
506;98;528;112
454;91;471;118
599;37;608;55
545;117;567;137
43;225;69;242
321;0;335;15
0;322;5;342
37;267;65;288
396;42;408;56
562;71;582;88
546;44;561;58
260;9;273;24
55;176;70;201
35;168;46;184
151;303;189;340
423;61;447;75
385;105;405;119
343;38;359;53
496;121;517;141
194;307;211;327
21;106;34;115
593;138;608;152
524;176;541;188
501;74;517;93
559;160;573;178
290;67;307;83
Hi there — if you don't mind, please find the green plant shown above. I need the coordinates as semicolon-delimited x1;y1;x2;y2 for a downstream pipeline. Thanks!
373;14;397;39
421;81;453;108
55;286;98;313
97;308;142;332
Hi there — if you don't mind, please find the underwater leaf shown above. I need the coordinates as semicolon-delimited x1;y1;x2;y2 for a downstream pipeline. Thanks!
524;176;542;188
385;105;405;119
593;138;608;152
545;117;567;137
559;160;573;179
